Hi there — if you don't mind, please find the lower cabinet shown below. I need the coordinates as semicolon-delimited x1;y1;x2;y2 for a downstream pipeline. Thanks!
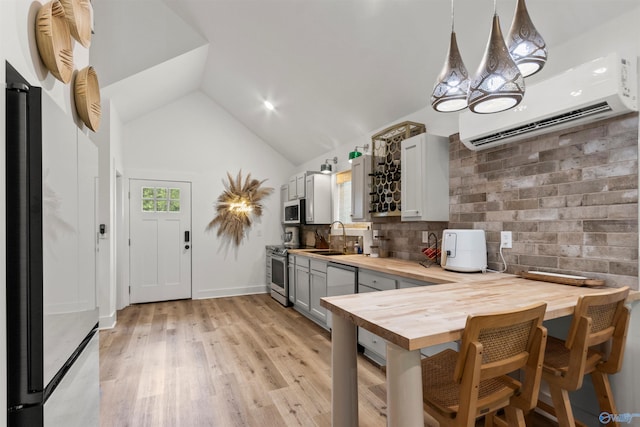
309;260;328;324
293;256;328;330
294;256;310;311
357;270;396;365
288;255;295;304
358;269;458;365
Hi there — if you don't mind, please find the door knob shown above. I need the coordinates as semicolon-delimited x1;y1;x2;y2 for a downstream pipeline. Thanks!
185;245;190;249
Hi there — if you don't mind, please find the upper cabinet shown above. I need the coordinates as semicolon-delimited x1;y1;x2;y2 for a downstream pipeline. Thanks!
401;133;449;222
288;172;306;200
305;173;332;224
350;154;371;222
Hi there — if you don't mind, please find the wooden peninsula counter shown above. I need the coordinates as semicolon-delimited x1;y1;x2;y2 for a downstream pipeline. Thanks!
319;267;640;427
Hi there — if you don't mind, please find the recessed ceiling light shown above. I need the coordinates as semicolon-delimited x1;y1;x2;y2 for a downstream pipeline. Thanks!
264;100;275;111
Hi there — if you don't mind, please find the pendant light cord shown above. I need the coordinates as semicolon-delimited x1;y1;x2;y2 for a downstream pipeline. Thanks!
451;0;454;32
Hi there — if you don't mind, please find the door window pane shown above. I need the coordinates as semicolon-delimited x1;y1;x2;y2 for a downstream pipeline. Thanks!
156;200;168;211
156;187;167;199
142;200;155;211
142;187;155;198
140;186;181;212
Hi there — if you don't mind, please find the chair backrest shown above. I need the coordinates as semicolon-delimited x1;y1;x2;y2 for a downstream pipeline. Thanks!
454;302;548;411
565;286;630;375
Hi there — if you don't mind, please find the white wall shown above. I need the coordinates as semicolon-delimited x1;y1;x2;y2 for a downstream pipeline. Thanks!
123;91;293;301
90;99;125;327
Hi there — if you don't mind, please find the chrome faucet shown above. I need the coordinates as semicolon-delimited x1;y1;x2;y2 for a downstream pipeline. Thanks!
329;221;347;253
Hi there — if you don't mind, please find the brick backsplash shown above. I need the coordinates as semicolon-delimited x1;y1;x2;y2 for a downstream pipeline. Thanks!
371;217;448;262
448;113;638;289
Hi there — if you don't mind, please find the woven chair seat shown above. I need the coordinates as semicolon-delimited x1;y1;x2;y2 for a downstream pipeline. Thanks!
421;349;520;417
543;334;603;377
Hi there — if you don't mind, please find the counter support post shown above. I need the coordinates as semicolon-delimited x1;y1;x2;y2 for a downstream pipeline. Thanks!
386;342;423;427
331;314;358;427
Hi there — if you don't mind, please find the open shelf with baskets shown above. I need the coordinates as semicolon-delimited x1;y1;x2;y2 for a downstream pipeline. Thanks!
369;121;425;217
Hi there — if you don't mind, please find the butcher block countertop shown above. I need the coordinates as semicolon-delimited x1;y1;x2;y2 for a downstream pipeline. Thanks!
302;250;640;352
287;249;503;284
321;279;640;351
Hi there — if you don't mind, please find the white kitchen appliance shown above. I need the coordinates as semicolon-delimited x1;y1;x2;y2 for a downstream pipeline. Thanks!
459;53;637;151
440;229;487;273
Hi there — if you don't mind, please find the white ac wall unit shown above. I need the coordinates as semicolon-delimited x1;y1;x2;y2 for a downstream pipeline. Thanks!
459;53;638;151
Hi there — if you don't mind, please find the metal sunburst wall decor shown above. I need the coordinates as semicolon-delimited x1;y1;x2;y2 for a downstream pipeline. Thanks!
207;171;274;246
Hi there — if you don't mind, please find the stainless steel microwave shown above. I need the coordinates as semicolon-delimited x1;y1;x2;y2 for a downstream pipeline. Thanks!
283;199;305;224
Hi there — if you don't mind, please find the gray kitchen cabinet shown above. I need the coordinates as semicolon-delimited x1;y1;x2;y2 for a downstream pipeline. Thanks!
359;269;396;291
294;256;310;311
357;269;456;363
305;173;332;224
350;154;372;222
288;254;295;304
397;278;438;288
400;133;449;222
309;259;328;324
288;172;306;200
357;269;396;364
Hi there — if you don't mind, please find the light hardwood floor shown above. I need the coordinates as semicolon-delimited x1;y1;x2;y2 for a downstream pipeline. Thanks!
99;294;558;427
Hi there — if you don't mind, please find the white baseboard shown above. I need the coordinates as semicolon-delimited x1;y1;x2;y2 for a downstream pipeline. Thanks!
99;311;117;330
194;284;269;300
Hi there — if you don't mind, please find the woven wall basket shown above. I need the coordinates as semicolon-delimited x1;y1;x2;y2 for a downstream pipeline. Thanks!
35;0;73;83
74;66;101;131
59;0;92;48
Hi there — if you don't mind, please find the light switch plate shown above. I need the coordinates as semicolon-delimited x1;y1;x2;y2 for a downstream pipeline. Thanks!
422;231;429;243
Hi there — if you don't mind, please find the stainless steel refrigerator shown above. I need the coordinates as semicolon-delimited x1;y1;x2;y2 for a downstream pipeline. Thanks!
6;62;100;426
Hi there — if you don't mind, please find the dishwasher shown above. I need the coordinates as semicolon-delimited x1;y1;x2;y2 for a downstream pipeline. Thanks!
326;262;357;329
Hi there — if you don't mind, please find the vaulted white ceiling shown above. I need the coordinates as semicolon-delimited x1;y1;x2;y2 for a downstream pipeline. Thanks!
90;0;638;166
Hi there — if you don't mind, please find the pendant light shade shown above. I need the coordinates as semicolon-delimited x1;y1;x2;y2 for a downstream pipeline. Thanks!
507;0;547;77
431;0;469;112
431;31;469;112
467;11;525;114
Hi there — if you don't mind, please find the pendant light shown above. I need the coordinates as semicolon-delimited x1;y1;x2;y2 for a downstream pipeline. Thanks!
467;0;524;114
507;0;547;77
431;0;469;112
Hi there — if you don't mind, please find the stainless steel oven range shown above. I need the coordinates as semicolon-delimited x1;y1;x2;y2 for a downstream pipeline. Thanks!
266;245;289;306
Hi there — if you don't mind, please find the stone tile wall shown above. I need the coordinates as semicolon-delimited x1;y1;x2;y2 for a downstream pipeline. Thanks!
448;113;638;289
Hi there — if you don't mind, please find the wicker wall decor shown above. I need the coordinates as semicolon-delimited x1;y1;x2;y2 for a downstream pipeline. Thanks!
369;121;426;217
206;171;274;246
35;0;74;83
59;0;92;48
74;66;101;131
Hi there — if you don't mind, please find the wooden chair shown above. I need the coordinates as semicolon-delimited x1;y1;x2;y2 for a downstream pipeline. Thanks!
536;286;630;427
421;302;548;427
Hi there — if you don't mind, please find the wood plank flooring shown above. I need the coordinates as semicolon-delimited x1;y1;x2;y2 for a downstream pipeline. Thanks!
99;294;558;427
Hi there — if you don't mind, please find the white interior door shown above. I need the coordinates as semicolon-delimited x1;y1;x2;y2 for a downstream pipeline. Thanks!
129;179;192;303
